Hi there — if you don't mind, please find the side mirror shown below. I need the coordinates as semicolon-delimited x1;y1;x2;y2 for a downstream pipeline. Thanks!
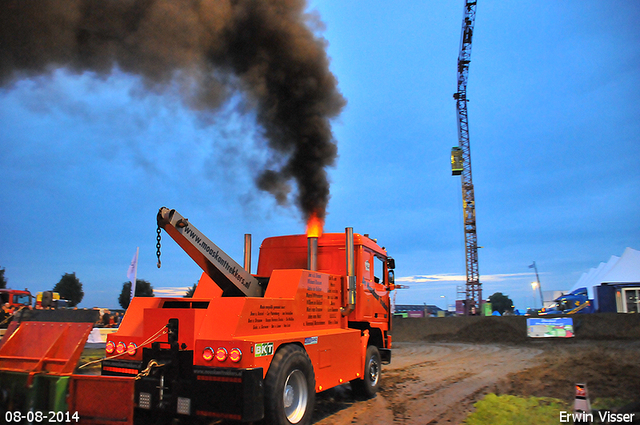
387;257;396;270
388;269;395;286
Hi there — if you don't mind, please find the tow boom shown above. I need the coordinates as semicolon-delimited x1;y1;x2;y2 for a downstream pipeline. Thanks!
157;207;263;297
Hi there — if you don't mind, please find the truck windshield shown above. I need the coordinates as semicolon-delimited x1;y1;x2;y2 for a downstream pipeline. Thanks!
13;294;31;305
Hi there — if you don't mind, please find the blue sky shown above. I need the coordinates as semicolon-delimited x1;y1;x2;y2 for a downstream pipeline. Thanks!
1;1;638;311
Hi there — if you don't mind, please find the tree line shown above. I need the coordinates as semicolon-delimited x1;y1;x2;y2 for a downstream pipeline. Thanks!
0;266;166;309
2;266;517;313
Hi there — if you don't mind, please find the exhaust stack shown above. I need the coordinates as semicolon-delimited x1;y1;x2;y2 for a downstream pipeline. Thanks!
307;237;318;271
342;227;356;315
306;213;322;272
243;234;251;272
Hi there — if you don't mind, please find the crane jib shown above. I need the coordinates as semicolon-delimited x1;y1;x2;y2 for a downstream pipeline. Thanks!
454;0;482;315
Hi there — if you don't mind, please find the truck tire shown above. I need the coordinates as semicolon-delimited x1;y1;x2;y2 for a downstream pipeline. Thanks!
264;344;316;425
350;345;381;399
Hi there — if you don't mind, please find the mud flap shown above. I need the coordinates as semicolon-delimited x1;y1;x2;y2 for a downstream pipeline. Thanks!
68;375;135;425
132;340;264;423
133;366;263;422
379;348;391;365
191;367;264;422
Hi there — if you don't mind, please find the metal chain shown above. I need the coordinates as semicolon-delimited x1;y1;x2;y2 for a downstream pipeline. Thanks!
156;225;162;268
136;359;165;380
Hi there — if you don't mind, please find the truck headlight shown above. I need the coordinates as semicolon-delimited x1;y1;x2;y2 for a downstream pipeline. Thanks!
177;397;191;415
139;392;151;410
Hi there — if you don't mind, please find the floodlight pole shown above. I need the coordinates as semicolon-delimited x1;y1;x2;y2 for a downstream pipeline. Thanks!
531;261;544;308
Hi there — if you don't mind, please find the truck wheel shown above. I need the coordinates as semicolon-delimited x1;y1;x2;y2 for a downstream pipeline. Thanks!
264;345;315;425
350;345;381;399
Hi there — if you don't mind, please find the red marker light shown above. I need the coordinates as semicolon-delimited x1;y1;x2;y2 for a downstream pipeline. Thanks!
229;348;242;363
215;347;228;362
127;342;137;356
202;347;214;362
105;341;116;354
116;341;126;355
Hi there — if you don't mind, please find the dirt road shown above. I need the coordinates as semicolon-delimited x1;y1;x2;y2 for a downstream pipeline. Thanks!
77;315;640;424
312;340;640;424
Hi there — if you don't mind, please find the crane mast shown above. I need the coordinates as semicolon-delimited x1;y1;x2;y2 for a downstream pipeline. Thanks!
453;0;481;315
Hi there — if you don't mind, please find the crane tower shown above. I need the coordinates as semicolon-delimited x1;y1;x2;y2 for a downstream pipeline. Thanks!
452;0;481;315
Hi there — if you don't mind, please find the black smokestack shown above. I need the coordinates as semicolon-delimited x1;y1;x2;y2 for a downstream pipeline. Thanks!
0;0;345;221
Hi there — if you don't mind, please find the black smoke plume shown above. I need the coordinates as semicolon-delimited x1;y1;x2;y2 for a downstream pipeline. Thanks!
0;0;345;221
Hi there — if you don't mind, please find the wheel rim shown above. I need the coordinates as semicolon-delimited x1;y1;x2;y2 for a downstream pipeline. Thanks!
368;356;380;386
283;369;308;423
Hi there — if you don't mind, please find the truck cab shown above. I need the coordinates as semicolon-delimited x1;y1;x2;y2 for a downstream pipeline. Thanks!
540;287;593;315
256;233;395;353
0;289;33;310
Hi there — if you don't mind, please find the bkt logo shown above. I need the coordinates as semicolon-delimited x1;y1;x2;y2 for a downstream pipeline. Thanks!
255;342;274;357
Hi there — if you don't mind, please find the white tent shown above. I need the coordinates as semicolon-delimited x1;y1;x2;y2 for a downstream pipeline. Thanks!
570;248;639;298
570;255;620;299
600;247;640;284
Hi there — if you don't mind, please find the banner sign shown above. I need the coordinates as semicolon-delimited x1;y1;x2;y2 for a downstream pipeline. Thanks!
527;317;574;338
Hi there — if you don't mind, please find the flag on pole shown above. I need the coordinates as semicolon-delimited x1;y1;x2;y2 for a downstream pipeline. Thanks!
529;262;535;269
127;247;139;302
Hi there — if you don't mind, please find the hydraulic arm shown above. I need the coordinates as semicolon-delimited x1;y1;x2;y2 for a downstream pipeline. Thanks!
157;207;263;297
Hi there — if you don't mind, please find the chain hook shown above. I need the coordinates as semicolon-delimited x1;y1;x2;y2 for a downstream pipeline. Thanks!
136;359;165;380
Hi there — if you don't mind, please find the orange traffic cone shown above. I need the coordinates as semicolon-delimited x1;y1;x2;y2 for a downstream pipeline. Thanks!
574;383;592;423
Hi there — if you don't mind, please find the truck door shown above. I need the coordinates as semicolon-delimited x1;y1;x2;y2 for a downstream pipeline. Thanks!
361;248;388;320
372;254;390;319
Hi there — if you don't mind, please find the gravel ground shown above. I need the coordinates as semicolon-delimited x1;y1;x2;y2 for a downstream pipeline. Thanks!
312;339;640;424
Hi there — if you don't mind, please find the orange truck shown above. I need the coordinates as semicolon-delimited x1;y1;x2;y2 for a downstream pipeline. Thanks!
0;288;32;310
102;207;396;424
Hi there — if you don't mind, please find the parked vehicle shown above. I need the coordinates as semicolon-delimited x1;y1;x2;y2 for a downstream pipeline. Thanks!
0;288;33;310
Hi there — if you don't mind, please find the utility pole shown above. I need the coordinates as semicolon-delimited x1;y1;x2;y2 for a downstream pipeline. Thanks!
529;261;544;308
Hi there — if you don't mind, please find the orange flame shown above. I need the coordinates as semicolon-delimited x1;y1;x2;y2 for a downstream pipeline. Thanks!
306;212;324;238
